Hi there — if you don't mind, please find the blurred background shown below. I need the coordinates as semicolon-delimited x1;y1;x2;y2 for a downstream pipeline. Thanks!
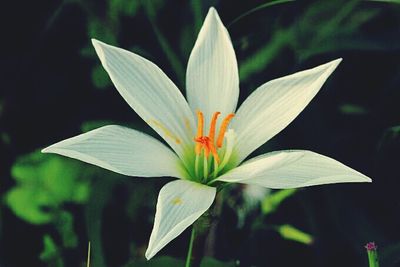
1;0;399;266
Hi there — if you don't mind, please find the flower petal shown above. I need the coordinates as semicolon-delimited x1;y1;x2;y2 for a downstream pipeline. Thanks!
232;59;342;163
186;7;239;126
145;180;216;260
92;39;195;159
42;125;185;178
216;150;371;188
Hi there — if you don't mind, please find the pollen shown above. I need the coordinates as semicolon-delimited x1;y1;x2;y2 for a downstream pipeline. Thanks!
149;119;181;144
171;197;183;205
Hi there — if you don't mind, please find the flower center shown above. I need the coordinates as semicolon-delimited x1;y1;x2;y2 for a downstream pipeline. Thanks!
193;110;235;182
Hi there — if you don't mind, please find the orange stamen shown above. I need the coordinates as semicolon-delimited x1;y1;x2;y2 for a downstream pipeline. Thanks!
194;111;233;164
195;111;204;155
208;112;220;142
216;113;235;148
194;136;220;163
196;110;204;138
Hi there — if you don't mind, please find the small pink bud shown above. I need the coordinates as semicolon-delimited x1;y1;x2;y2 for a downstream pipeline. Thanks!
365;242;377;251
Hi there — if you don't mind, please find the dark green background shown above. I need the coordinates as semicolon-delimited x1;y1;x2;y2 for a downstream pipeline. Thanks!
1;0;399;266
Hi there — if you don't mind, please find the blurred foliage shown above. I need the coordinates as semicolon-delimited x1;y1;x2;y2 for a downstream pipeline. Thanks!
124;256;184;267
4;151;93;265
378;125;400;149
124;256;235;267
380;242;400;267
339;103;369;115
276;224;313;245
40;235;64;267
239;0;387;81
81;120;115;133
261;189;297;215
5;151;90;224
1;0;400;266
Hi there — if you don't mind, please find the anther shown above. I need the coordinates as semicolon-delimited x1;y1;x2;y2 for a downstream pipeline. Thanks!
208;112;220;143
195;111;204;155
216;114;235;148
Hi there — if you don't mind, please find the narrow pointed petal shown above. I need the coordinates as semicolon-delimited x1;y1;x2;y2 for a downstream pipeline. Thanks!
145;180;216;260
186;7;239;126
232;59;342;163
92;39;195;159
216;150;371;188
42;125;185;178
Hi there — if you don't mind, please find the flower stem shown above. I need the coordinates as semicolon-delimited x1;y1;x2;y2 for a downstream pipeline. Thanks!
365;242;379;267
185;226;196;267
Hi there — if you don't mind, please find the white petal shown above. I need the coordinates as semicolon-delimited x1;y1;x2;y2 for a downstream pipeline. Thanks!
42;125;185;178
145;180;216;259
216;150;371;188
92;39;195;159
232;59;342;163
186;7;239;127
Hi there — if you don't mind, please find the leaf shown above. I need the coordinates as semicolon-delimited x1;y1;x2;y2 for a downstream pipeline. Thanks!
200;257;236;267
1;132;11;145
123;256;184;267
239;29;292;81
123;256;236;267
228;0;295;27
109;0;140;19
54;211;78;248
6;186;54;224
88;19;117;46
277;224;313;245
39;235;64;267
81;120;115;133
380;242;400;267
261;189;297;215
377;125;400;150
339;104;368;115
5;151;90;224
92;64;112;89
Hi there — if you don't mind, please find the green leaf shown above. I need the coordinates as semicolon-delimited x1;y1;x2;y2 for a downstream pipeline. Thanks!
200;257;236;267
142;0;185;87
277;224;313;245
39;235;64;267
380;242;400;267
368;0;400;3
261;188;297;215
88;19;117;46
377;125;400;150
81;120;115;133
190;0;203;32
228;0;295;27
239;29;292;81
123;256;184;267
109;0;140;19
388;126;400;135
124;256;236;267
1;132;11;145
5;151;90;224
5;186;54;224
339;104;368;115
54;211;78;248
91;65;112;89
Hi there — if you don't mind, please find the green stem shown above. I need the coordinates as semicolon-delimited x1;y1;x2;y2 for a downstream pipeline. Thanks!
365;242;379;267
185;226;196;267
228;0;294;27
142;0;185;88
367;250;379;267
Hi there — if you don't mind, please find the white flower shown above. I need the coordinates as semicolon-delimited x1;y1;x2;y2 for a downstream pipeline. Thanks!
42;7;371;260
